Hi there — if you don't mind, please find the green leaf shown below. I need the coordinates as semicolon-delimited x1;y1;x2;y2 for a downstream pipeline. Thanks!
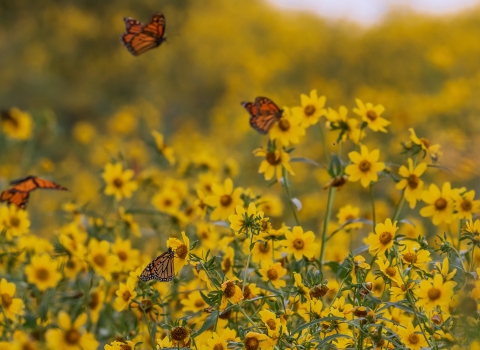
315;333;353;348
290;157;323;168
291;316;345;335
194;310;219;337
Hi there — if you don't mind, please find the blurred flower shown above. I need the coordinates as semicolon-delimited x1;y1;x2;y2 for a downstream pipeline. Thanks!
73;121;96;144
325;106;363;143
364;219;398;255
180;291;208;313
25;254;62;291
152;130;175;165
228;203;263;234
376;258;402;285
409;128;442;161
400;241;431;268
269;107;305;146
108;107;137;135
1;108;33;140
336;205;362;230
221;246;235;279
102;162;138;201
257;194;283;217
396;158;427;209
282;226;318;261
112;238;140;272
259;260;286;288
205;178;243;220
415;274;456;313
253;148;294;181
420;182;455;225
119;207;141;237
104;340;135;350
0;205;30;238
220;280;243;310
114;279;137;312
88;284;105;323
0;278;24;320
397;323;428;350
167;231;190;274
88;239;120;281
250;239;280;263
45;312;98;350
200;332;229;350
353;99;390;133
345;145;385;188
291;89;326;128
455;189;480;221
152;187;182;215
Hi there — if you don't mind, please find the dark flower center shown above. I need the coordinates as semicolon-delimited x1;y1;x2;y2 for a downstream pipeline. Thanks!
379;231;392;245
113;178;123;188
407;174;419;189
176;244;188;259
122;290;132;302
1;293;12;308
420;137;431;148
35;268;50;281
118;251;128;261
266;319;277;330
141;299;153;313
213;344;224;350
93;254;106;267
366;110;377;121
385;267;397;278
434;198;447;210
267;268;278;280
245;337;259;350
258;242;270;253
163;199;172;207
304;105;316;116
359;160;371;172
89;292;100;309
408;334;420;344
278;119;290;131
170;326;188;341
65;329;81;345
403;253;417;264
224;282;237;298
309;285;329;299
194;299;205;308
461;200;472;212
293;238;304;249
222;257;231;272
266;152;281;165
428;287;441;301
220;195;232;207
9;217;20;228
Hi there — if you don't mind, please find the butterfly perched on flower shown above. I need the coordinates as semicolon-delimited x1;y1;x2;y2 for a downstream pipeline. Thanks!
0;176;68;209
139;247;175;282
241;96;283;134
121;13;166;56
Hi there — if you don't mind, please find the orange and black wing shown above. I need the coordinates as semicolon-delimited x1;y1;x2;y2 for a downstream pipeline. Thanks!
0;189;30;209
121;13;166;56
243;96;283;134
241;101;259;131
139;247;175;282
10;176;68;192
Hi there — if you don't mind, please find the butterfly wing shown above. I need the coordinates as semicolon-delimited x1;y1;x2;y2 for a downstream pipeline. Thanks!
139;248;175;282
241;102;260;130
0;190;30;209
245;97;283;134
121;13;166;56
256;96;283;118
10;176;68;192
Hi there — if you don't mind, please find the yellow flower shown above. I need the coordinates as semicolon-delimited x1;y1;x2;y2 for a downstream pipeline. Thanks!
291;89;326;128
364;219;398;255
204;178;243;220
253;147;295;181
0;205;30;238
353;255;370;270
396;158;427;209
88;285;105;323
336;205;363;230
434;257;457;281
104;340;136;350
397;323;428;350
415;274;456;313
45;312;98;350
293;273;310;299
0;278;24;320
112;238;140;272
102;162;138;201
25;254;62;291
420;182;455;225
257;194;283;217
114;279;137;311
409;128;442;162
221;246;235;279
157;337;174;349
167;231;190;274
400;241;431;268
200;332;230;350
194;189;208;219
118;207;141;237
249;238;281;263
259;309;283;337
353;99;390;132
58;223;87;258
269;107;305;146
88;239;120;281
73;121;96;144
152;187;182;215
107;107;137;134
345;145;385;188
152;130;175;165
220;280;243;310
282;226;319;261
376;258;402;285
1;108;33;140
243;332;272;350
455;189;480;221
325;106;363;143
259;260;287;288
180;291;208;313
228;203;264;233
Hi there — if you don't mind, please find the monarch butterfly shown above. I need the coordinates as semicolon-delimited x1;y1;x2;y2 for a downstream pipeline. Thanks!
241;96;283;134
139;247;175;282
0;176;68;209
121;13;166;56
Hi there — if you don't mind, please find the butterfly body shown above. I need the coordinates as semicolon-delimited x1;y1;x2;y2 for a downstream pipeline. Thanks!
139;247;175;282
121;13;166;56
0;176;68;209
241;96;283;134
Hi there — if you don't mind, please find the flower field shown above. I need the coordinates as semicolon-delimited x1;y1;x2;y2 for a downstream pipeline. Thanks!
2;1;480;349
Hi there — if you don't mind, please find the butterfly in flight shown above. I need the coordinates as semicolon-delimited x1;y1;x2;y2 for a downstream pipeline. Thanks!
0;176;68;209
139;247;175;282
241;96;283;134
121;13;166;56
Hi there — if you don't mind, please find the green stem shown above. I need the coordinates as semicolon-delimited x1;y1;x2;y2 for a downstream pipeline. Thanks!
283;167;300;226
392;193;405;222
471;246;476;272
457;219;462;252
242;229;254;296
238;307;262;332
319;186;336;268
369;184;376;228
